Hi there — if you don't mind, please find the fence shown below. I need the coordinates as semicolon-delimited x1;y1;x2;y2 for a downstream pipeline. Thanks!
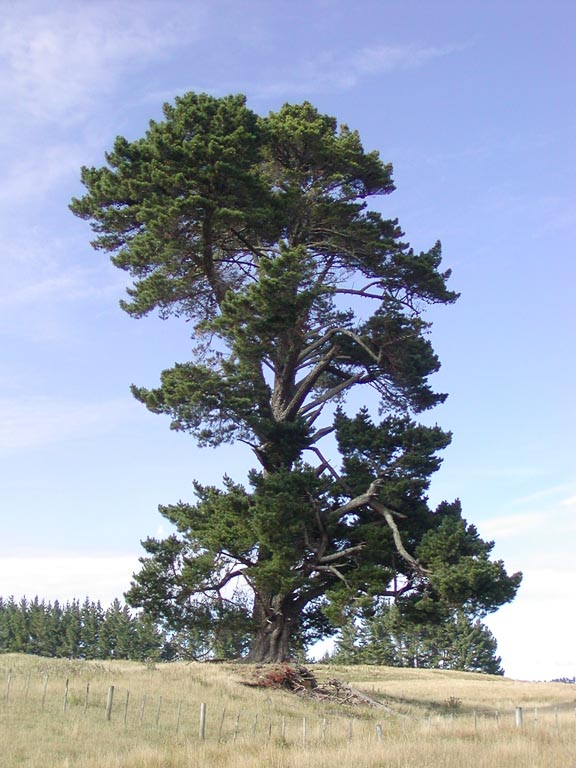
2;668;576;748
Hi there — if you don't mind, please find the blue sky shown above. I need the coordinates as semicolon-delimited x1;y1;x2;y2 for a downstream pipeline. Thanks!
1;0;574;681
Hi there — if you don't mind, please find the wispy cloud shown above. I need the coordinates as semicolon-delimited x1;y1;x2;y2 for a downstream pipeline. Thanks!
0;267;121;309
512;483;575;507
252;42;463;98
480;512;545;539
0;1;204;124
0;142;87;207
0;397;141;456
0;241;124;342
481;497;576;542
349;43;462;75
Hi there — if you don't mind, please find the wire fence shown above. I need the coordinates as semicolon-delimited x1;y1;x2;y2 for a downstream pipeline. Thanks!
2;668;576;747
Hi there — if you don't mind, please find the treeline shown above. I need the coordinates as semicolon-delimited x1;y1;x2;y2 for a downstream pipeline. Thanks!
328;607;505;675
0;597;165;661
1;596;505;674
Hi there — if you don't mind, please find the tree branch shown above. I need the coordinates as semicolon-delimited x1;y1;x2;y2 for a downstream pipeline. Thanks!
283;345;340;419
308;425;334;445
318;544;365;564
369;499;428;574
299;371;364;416
312;564;351;587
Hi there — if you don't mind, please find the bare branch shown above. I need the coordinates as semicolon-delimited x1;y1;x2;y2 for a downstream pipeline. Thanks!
296;328;338;366
329;479;383;521
196;568;247;595
369;499;429;574
299;371;364;416
307;446;342;482
324;477;424;574
312;564;350;587
319;544;365;564
336;329;380;362
283;345;340;418
334;288;385;301
230;227;265;264
308;425;334;445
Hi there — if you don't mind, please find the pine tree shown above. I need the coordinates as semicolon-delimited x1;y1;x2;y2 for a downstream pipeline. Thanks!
71;93;521;662
359;603;504;674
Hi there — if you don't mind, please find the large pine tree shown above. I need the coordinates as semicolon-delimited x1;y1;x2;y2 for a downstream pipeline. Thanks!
71;94;521;662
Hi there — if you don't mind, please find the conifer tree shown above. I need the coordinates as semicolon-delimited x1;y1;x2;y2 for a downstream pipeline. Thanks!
71;93;521;662
80;599;103;659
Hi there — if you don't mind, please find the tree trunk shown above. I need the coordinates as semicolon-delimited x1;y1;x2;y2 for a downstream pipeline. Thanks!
244;593;300;663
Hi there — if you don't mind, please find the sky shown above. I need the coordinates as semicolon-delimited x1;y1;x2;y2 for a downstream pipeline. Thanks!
1;0;574;682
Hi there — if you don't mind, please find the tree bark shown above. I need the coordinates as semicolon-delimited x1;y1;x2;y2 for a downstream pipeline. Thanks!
244;593;300;663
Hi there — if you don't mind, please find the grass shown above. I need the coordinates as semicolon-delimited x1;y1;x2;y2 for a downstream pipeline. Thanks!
1;654;575;767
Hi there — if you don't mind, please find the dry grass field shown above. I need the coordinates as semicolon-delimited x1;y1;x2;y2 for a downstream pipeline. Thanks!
1;653;574;767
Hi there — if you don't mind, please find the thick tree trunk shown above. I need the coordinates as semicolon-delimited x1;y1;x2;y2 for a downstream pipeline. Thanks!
244;593;300;663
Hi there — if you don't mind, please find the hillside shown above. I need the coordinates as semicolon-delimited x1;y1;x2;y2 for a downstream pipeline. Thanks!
0;654;574;767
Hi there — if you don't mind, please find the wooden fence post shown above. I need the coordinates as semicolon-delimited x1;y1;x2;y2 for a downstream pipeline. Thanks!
155;696;162;727
199;702;207;740
4;670;12;702
106;686;115;721
176;700;182;734
24;672;30;705
63;678;69;713
41;675;48;709
376;723;383;741
139;694;147;725
84;683;90;715
515;707;523;729
123;691;130;725
218;709;226;743
233;713;240;743
321;717;326;742
302;717;307;747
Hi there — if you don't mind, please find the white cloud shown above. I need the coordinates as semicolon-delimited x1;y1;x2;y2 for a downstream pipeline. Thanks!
0;142;86;207
0;397;141;456
0;241;125;342
512;483;575;507
253;42;462;98
0;555;140;605
479;497;576;556
0;1;204;123
349;43;462;75
480;511;544;539
486;568;576;680
0;267;120;309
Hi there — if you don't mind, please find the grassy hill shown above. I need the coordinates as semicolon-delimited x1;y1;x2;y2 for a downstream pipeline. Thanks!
0;654;574;767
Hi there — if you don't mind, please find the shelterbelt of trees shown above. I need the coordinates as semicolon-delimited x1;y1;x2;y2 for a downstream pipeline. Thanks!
1;595;505;674
0;597;165;661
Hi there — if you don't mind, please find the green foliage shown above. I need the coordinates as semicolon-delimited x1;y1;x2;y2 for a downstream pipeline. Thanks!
0;596;165;661
333;603;505;675
415;510;523;617
71;92;520;662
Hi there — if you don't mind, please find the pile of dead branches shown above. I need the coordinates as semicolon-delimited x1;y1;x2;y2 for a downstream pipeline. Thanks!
249;665;387;709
